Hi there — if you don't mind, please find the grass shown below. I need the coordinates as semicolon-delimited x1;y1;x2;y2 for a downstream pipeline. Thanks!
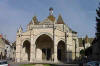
44;64;51;66
19;64;54;66
19;64;35;66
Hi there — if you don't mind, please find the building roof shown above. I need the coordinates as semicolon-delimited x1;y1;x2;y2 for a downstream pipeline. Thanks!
32;16;38;24
57;14;64;24
0;37;10;46
26;8;77;34
28;16;39;25
78;38;94;47
29;21;33;25
85;35;89;43
12;41;16;47
0;34;2;38
39;18;53;25
47;15;55;22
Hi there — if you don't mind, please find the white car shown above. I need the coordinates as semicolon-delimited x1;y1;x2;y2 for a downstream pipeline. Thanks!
0;61;9;66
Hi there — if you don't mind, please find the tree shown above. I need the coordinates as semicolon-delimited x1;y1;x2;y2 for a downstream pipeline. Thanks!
80;49;85;56
85;46;92;56
96;7;100;40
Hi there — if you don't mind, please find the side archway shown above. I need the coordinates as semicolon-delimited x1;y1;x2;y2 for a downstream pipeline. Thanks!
21;40;30;61
57;40;66;62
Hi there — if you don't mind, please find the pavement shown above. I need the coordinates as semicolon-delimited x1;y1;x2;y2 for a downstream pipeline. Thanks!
9;62;20;66
8;61;81;66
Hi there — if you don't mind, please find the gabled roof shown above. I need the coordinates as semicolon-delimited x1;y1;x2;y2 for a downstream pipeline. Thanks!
57;14;64;24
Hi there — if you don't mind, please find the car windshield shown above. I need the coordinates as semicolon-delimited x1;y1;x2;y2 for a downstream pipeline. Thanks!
0;61;7;65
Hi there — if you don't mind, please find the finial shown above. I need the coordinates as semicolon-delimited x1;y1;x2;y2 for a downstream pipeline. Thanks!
49;7;53;15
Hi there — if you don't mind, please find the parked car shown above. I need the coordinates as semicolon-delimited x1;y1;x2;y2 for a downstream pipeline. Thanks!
87;61;100;66
0;61;9;66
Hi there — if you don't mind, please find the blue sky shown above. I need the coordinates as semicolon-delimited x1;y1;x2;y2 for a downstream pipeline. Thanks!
0;0;99;42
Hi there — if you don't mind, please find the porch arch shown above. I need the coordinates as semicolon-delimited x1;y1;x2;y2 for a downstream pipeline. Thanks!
35;34;54;61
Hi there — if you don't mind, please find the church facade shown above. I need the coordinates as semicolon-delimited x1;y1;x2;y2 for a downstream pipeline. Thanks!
16;8;79;63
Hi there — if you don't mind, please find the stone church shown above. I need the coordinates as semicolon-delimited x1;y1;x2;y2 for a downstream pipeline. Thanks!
16;8;79;63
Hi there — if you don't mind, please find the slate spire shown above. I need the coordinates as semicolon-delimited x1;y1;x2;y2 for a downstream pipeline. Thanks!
29;16;38;25
17;25;23;33
85;35;89;43
57;14;64;24
32;16;38;24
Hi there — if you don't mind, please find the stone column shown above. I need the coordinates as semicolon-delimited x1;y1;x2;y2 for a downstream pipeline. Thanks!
16;45;21;62
36;48;42;61
67;46;70;62
30;35;36;62
54;44;58;62
21;47;25;61
76;38;79;57
16;37;21;62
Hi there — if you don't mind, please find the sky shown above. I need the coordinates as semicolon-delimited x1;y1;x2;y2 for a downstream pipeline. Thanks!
0;0;99;42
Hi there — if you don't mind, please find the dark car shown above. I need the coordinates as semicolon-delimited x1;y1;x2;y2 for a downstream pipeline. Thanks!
87;61;100;66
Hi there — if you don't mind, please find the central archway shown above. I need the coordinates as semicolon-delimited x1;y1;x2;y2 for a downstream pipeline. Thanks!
35;34;53;61
57;40;66;62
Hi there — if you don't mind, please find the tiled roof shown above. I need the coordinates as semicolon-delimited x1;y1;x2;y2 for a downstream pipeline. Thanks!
2;38;10;45
0;37;10;45
0;34;2;38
